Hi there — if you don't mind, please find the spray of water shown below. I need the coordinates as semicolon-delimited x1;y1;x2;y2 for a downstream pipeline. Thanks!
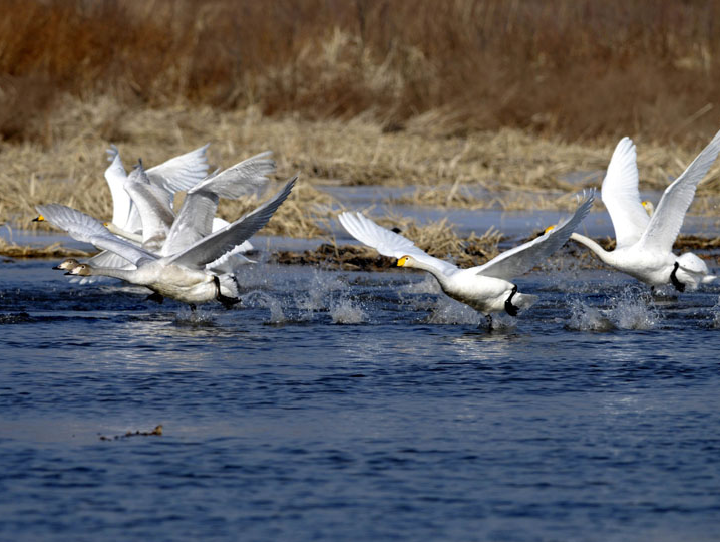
329;297;368;324
567;287;659;331
243;291;287;324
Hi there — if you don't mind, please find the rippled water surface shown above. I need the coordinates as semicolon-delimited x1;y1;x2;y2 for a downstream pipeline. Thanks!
2;253;720;541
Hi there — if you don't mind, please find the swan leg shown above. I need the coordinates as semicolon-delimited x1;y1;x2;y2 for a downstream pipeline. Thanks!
145;292;164;304
213;275;241;310
670;262;686;293
504;285;519;317
190;303;197;312
485;313;493;331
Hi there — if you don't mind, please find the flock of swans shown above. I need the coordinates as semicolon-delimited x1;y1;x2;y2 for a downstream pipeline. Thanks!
35;129;720;328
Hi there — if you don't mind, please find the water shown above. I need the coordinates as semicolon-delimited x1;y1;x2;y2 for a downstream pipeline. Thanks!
2;252;720;541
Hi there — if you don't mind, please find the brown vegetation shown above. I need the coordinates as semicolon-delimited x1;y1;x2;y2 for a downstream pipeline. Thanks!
2;0;720;146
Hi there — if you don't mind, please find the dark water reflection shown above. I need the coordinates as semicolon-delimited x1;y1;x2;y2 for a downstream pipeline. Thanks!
1;259;720;541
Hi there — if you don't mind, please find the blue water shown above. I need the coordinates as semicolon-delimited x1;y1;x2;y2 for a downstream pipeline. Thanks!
2;255;720;542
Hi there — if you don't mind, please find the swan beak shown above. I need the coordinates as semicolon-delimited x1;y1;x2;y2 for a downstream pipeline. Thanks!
33;215;45;222
52;265;62;270
102;222;110;227
64;271;74;276
397;256;408;267
544;225;556;234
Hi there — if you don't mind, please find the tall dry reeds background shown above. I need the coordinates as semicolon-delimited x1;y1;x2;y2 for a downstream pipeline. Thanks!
2;0;720;234
3;0;720;145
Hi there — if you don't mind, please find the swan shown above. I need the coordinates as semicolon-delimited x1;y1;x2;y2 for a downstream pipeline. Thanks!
36;177;297;309
338;191;594;328
570;131;720;292
39;151;275;282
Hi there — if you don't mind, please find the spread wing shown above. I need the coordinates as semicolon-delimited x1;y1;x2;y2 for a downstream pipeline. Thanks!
338;212;459;276
473;190;595;280
167;177;297;268
639;129;720;253
36;204;156;267
161;152;276;256
601;137;649;248
123;163;175;249
104;147;134;230
146;143;211;193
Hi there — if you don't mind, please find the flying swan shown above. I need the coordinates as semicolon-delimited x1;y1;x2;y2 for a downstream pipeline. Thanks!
338;191;594;328
570;130;720;292
37;177;297;310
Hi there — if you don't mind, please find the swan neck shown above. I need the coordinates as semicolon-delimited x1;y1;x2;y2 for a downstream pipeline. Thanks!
571;232;612;262
88;266;136;281
107;222;142;243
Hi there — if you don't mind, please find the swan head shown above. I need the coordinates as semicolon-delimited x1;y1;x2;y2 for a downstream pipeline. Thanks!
641;200;654;216
32;214;45;222
397;255;416;268
53;258;81;271
65;263;93;276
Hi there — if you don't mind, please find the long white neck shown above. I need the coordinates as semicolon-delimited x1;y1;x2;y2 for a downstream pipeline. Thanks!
106;222;143;243
84;266;138;282
570;232;614;264
405;259;449;288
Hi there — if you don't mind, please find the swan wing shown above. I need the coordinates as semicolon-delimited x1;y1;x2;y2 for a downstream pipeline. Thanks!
146;143;211;193
601;138;649;248
161;190;219;256
639;129;720;252
167;176;297;268
36;204;156;266
474;190;595;280
123;163;175;247
188;151;275;199
338;212;459;276
104;147;134;229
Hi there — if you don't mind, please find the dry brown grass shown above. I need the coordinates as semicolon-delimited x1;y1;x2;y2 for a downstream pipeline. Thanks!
2;0;720;147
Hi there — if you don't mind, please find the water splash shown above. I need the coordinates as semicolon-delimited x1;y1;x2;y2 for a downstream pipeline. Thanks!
244;291;287;324
567;288;659;331
172;310;216;327
329;297;368;324
567;298;614;331
424;297;483;326
296;269;344;314
711;296;720;328
609;288;659;330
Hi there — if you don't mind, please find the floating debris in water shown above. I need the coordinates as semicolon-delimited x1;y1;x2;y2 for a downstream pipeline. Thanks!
99;425;163;441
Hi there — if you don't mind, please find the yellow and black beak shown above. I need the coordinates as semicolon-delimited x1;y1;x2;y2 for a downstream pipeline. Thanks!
544;225;556;234
32;215;45;222
397;256;408;267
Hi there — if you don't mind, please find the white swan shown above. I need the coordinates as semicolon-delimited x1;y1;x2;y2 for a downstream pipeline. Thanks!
42;151;275;282
338;191;594;327
570;131;720;292
36;177;297;309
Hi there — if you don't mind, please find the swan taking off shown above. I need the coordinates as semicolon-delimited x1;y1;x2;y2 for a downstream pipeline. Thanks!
37;177;297;310
570;131;720;292
338;191;594;328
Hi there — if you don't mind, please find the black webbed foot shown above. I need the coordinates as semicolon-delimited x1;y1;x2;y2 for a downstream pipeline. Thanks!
504;285;519;317
670;262;685;293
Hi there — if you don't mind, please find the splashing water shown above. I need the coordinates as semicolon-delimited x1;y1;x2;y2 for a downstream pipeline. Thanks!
295;269;344;314
244;291;287;324
172;310;216;327
425;297;484;326
329;297;367;324
711;296;720;328
566;297;614;331
608;288;659;330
